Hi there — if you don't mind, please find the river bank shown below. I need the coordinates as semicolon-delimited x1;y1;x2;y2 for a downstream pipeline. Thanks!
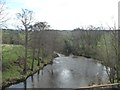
2;44;59;90
2;58;56;90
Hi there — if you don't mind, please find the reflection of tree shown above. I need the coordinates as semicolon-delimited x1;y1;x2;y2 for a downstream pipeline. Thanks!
31;75;34;88
37;71;40;83
24;80;27;90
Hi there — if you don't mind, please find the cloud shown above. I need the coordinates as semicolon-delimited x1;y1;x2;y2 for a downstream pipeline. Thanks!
5;0;120;29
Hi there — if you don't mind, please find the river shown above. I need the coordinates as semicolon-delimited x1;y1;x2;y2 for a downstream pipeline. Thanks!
6;54;109;88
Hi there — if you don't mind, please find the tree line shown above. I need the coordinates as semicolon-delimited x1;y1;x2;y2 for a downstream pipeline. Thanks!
62;28;120;84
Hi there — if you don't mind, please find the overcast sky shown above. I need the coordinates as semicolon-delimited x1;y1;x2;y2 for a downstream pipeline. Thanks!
5;0;119;30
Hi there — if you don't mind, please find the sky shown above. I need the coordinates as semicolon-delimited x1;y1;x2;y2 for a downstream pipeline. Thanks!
5;0;120;30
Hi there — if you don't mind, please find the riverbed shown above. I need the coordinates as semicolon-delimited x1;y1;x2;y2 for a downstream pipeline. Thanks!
6;54;109;88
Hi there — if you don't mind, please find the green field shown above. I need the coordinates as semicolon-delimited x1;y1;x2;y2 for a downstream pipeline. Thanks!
2;44;51;86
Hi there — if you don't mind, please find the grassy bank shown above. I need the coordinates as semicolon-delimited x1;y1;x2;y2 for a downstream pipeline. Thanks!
2;44;52;88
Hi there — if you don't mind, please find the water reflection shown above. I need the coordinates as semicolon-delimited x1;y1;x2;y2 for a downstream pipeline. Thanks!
60;69;71;78
31;75;34;88
58;69;73;87
37;70;40;82
7;55;109;88
23;80;26;90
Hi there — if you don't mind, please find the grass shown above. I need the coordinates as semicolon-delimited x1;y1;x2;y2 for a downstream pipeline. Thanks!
2;44;24;63
2;44;52;87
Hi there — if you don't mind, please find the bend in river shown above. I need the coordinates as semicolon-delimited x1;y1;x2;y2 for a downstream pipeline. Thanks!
7;54;109;88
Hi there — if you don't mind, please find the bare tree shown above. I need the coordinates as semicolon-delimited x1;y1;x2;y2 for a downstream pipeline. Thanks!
97;30;119;83
29;25;36;71
16;9;33;74
102;25;120;83
0;0;8;28
33;22;50;66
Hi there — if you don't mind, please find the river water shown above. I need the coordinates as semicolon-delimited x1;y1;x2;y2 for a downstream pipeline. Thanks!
7;54;109;88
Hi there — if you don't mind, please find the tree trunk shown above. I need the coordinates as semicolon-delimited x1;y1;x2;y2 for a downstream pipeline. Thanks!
41;47;44;63
23;26;28;74
31;48;35;71
37;48;40;66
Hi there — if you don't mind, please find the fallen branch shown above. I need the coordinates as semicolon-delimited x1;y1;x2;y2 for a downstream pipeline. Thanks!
76;83;120;89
